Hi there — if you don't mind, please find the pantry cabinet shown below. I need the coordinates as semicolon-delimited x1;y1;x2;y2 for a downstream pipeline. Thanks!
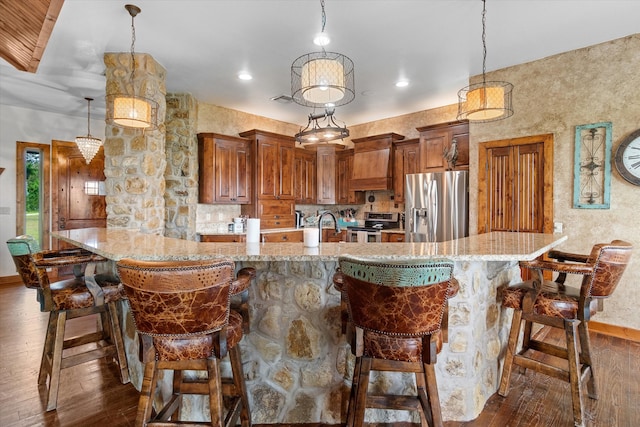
392;138;419;204
294;148;317;204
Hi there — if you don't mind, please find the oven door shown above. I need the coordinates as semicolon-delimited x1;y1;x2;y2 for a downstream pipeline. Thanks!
346;230;382;243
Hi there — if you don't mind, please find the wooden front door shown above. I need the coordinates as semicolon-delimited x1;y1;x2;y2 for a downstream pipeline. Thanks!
52;140;106;243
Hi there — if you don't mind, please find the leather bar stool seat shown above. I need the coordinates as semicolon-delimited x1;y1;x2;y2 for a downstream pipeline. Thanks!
498;240;632;427
117;258;251;427
6;235;130;411
339;256;457;427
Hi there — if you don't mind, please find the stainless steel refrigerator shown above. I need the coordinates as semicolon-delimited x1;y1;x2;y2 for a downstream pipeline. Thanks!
405;171;469;242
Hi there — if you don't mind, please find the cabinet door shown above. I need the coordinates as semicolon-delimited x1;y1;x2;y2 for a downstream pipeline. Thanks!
419;130;448;172
214;139;251;203
393;141;419;204
450;123;469;170
257;140;280;199
294;149;316;204
316;146;337;204
279;143;295;199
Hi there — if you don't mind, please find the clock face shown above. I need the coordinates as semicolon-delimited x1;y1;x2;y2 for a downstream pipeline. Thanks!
615;129;640;186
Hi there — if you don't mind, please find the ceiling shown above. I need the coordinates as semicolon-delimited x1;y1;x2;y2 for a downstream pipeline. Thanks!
1;0;638;128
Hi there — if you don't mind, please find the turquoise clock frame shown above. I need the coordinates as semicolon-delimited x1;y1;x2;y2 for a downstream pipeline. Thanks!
573;122;612;209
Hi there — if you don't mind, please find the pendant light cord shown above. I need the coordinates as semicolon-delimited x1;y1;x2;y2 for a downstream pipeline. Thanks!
319;0;327;55
481;0;487;86
86;98;92;136
129;7;137;93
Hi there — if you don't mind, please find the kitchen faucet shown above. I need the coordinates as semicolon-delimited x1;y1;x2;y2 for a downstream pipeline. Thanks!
317;211;341;242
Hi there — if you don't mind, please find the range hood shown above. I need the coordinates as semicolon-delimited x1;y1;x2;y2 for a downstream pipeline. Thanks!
350;133;404;191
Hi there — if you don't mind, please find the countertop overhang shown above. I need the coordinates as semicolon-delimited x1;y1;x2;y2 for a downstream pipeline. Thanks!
53;228;567;263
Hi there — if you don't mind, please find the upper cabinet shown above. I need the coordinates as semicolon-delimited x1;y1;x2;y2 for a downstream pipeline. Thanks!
197;133;252;204
336;148;364;204
239;129;296;228
239;129;296;200
392;138;419;204
417;121;469;172
351;133;405;191
294;147;316;204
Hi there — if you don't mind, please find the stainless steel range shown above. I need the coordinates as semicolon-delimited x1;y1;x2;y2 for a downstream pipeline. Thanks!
346;212;400;243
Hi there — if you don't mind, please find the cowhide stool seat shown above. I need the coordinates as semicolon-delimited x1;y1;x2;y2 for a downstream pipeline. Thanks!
117;258;251;427
7;235;129;411
498;240;632;427
338;256;457;427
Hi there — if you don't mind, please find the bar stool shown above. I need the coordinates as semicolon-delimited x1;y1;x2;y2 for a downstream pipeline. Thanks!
117;258;251;427
231;267;256;333
7;235;130;411
499;240;632;427
338;256;457;427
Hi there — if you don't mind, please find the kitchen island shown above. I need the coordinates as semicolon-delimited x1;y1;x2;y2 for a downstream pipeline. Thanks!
53;227;566;423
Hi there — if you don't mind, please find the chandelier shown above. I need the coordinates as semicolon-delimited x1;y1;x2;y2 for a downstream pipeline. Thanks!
457;0;513;122
106;4;158;129
75;97;102;164
291;0;355;108
295;108;349;145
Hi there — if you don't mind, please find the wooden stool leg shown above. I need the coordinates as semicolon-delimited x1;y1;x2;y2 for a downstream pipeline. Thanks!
578;321;597;399
565;320;585;427
137;361;158;426
346;356;362;427
229;346;252;427
353;356;372;427
499;309;522;397
422;363;442;427
207;358;224;427
107;301;130;384
45;310;67;411
415;372;432;427
38;311;57;384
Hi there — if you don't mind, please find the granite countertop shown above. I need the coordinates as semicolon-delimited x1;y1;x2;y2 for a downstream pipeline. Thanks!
53;227;567;263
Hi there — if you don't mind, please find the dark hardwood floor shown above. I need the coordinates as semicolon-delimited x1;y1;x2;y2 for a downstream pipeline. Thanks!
1;280;638;426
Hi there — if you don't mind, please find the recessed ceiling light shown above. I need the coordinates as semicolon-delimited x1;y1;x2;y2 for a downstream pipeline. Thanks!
238;72;253;81
395;80;409;88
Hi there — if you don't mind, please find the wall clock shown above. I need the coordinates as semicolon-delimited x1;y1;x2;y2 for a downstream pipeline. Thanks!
614;128;640;186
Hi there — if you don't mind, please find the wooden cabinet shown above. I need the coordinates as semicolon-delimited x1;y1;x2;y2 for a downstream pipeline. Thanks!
257;199;295;228
417;121;469;172
323;228;346;242
261;230;303;243
382;232;405;242
392;138;419;204
316;145;338;204
336;149;365;204
199;234;246;243
351;133;405;191
240;130;296;228
197;133;251;204
294;148;316;204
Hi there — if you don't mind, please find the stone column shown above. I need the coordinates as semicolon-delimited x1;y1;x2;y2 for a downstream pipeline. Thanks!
164;93;198;240
103;52;167;234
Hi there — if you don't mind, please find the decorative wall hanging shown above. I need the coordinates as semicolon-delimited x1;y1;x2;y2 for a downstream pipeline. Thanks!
573;122;612;209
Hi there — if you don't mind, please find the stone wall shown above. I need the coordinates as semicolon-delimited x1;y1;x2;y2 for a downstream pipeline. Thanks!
103;52;167;234
164;93;198;240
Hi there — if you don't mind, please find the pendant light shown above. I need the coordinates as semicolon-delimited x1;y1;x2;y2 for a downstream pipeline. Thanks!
106;4;158;129
295;108;349;145
75;97;103;164
291;0;355;108
457;0;513;122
